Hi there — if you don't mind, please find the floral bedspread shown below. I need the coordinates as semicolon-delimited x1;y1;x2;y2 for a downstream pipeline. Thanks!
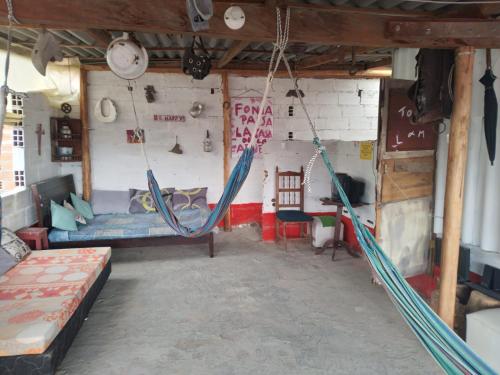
0;247;111;356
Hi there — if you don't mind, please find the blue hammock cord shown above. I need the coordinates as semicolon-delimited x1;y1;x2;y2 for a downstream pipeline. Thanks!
313;137;495;375
147;147;254;238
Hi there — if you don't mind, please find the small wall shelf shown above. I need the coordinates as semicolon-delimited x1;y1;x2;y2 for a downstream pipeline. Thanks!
50;117;82;162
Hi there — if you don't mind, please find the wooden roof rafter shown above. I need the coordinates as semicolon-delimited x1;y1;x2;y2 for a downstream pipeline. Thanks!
0;0;499;48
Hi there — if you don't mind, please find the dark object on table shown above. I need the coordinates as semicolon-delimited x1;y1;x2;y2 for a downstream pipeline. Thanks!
331;173;365;204
434;238;470;283
465;264;500;302
408;49;455;123
274;166;313;250
479;49;497;165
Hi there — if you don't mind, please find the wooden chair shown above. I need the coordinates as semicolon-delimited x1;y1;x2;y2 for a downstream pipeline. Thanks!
274;166;313;250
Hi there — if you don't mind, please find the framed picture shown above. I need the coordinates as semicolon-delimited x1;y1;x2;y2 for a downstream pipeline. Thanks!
126;129;145;144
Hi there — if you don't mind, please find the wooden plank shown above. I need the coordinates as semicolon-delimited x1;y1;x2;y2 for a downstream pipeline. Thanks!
217;40;250;68
82;63;392;78
222;72;232;231
299;46;344;69
438;46;475;328
380;157;435;202
387;20;500;41
85;28;111;48
79;68;91;201
1;0;500;48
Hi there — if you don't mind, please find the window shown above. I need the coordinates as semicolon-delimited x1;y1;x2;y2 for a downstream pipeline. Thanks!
0;93;26;195
14;170;25;187
13;128;24;147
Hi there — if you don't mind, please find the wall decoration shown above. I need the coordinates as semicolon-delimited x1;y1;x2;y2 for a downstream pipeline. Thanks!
189;102;204;118
126;129;145;144
144;85;156;103
231;96;273;158
153;114;186;122
359;141;373;160
94;98;118;123
169;136;183;154
203;130;212;152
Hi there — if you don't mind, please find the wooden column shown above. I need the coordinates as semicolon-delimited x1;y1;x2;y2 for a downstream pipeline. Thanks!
438;46;475;328
80;68;92;201
222;72;232;231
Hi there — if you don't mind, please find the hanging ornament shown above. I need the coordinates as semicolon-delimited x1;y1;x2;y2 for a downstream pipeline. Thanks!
203;130;212;152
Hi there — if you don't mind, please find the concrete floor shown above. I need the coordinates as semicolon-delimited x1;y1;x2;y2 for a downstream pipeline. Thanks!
58;227;440;375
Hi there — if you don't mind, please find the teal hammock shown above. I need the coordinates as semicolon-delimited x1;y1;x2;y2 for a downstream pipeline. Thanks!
312;137;495;374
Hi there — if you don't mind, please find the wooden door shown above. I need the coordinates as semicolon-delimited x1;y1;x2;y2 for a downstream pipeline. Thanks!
375;79;438;277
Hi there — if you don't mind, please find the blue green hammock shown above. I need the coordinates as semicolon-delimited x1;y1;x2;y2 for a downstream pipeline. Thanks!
147;137;496;374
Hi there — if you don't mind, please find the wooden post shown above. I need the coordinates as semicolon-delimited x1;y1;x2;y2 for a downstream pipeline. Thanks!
80;68;92;201
222;72;232;231
438;46;475;328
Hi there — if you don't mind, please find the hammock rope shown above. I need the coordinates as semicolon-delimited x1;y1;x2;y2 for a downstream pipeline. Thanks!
145;8;290;238
144;7;495;374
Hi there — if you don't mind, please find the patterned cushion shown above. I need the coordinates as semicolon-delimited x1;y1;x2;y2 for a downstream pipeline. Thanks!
276;210;313;222
0;248;17;276
172;187;208;211
70;192;94;220
1;228;31;262
63;200;87;225
129;188;174;214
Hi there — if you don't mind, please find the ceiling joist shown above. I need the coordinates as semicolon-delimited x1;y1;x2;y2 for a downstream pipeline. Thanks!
0;0;499;48
217;40;250;68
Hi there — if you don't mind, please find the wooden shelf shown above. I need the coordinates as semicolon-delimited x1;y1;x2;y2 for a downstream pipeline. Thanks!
51;117;82;163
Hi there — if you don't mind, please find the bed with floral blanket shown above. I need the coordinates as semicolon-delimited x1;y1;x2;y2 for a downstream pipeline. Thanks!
0;247;111;375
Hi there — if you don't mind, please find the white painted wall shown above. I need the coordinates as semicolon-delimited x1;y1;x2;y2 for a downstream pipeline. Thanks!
83;71;379;210
2;93;60;230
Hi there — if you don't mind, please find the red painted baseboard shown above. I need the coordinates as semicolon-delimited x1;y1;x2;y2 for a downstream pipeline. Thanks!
209;203;263;228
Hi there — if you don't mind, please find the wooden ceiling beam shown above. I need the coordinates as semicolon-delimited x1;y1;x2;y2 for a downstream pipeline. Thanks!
299;46;344;69
217;40;250;68
387;20;500;43
85;28;111;48
82;62;391;78
0;0;499;48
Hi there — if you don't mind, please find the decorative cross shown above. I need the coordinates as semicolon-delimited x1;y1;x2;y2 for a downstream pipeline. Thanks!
35;124;45;156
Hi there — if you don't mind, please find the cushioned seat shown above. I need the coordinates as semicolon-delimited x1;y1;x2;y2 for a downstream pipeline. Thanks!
276;210;313;222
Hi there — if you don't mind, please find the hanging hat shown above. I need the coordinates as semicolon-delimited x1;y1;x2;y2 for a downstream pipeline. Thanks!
186;0;213;32
94;97;118;123
224;6;246;30
31;30;64;76
106;33;149;80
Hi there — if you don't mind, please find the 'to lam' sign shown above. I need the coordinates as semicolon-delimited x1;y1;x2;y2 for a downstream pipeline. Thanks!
231;97;273;158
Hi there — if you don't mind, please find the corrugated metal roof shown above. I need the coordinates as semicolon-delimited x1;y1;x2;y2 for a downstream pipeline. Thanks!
0;0;452;68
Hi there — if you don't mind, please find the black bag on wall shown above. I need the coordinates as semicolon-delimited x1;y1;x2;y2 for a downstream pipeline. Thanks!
408;49;455;123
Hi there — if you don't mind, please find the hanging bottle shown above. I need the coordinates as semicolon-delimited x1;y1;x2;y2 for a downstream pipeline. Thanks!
203;130;212;152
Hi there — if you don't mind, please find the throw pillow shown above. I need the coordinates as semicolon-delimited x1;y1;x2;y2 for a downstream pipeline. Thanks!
64;200;87;225
91;190;130;215
51;200;78;231
172;187;208;211
0;247;17;276
70;192;94;220
129;188;174;214
1;228;31;262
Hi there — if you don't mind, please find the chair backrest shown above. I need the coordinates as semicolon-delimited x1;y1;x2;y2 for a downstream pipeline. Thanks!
275;166;305;211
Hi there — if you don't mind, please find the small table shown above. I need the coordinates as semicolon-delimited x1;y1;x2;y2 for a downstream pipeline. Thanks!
317;198;366;261
16;227;49;250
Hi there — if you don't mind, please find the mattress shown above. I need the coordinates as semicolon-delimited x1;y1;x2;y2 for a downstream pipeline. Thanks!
48;209;209;243
0;247;111;356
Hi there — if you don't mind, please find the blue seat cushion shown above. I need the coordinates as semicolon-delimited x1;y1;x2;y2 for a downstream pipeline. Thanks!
276;210;313;222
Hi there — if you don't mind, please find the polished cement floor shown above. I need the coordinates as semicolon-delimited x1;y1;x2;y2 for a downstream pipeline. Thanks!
58;227;440;375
